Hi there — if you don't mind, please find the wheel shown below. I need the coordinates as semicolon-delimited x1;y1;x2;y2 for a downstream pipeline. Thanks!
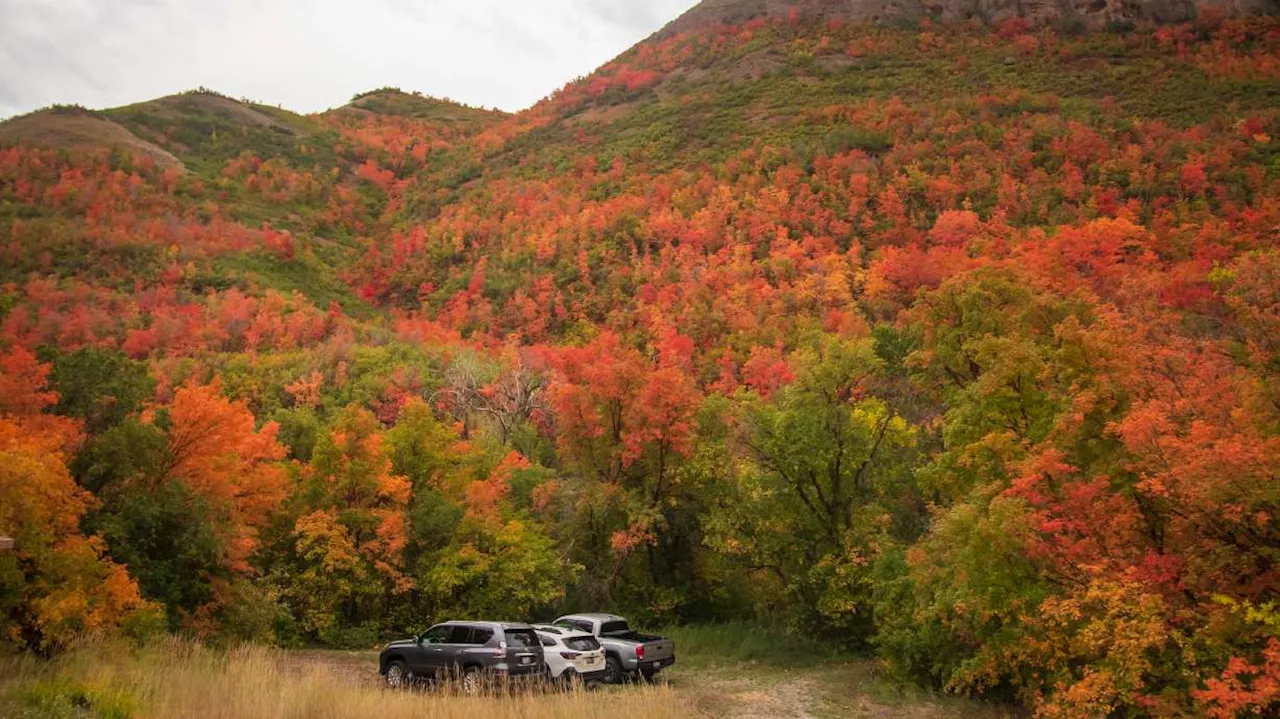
462;666;482;696
640;669;659;684
603;655;624;685
385;660;410;689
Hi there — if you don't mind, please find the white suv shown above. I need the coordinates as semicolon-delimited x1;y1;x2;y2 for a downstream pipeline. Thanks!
533;624;607;685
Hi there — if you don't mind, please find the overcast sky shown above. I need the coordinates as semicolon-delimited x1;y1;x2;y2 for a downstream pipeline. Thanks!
0;0;701;119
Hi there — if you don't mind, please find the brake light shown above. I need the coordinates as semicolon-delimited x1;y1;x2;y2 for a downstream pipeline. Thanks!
559;651;581;660
493;640;507;657
636;645;645;660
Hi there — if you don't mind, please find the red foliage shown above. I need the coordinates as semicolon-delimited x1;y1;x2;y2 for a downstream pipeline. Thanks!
1195;639;1280;718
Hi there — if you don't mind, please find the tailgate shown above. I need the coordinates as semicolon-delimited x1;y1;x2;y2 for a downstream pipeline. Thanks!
642;638;674;661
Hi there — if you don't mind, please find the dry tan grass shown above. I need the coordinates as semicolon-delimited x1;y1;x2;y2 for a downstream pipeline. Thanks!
2;638;701;719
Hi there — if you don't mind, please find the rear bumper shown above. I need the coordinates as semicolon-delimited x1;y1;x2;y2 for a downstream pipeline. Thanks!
493;662;547;677
626;656;675;672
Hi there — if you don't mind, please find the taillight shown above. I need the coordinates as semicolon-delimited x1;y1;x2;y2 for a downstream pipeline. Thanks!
493;640;507;657
636;645;645;660
559;651;581;660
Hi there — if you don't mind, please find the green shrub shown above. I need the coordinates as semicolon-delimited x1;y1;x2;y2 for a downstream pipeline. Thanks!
11;677;138;719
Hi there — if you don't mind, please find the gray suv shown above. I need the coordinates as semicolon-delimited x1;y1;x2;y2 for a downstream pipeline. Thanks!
379;621;545;691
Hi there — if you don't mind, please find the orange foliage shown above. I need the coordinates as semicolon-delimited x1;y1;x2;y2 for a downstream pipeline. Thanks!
166;380;289;571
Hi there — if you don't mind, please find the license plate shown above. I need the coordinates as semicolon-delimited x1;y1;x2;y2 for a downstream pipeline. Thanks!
586;657;596;664
520;656;532;665
652;661;661;669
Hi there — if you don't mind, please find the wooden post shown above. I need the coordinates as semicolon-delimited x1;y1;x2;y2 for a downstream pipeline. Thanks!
0;537;13;551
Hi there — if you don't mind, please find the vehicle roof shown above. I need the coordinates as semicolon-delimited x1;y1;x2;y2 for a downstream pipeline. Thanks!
556;613;626;622
533;624;595;638
435;620;535;630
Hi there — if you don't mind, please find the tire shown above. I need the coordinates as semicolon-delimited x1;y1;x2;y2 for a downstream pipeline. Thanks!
462;666;482;696
384;660;410;689
603;655;624;685
640;669;659;684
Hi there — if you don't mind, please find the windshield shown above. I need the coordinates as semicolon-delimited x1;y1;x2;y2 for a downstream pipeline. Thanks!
599;620;631;636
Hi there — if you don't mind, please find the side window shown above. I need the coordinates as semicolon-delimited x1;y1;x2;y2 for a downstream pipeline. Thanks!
540;635;555;647
575;620;593;634
471;627;494;645
420;626;451;644
447;625;474;644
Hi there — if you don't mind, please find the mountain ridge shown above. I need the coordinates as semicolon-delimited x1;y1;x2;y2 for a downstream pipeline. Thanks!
654;0;1279;39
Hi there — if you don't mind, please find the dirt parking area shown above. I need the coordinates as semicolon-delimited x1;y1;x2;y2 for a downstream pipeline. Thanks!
287;651;1022;719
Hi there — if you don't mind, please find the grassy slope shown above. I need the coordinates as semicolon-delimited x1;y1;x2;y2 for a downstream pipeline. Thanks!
102;93;327;177
343;89;509;125
0;107;186;171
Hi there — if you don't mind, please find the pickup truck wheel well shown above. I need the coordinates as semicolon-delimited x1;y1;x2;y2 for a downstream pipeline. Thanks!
381;655;404;673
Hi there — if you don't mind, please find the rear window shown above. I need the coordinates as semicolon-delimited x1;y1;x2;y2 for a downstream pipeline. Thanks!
505;629;538;648
600;620;631;636
565;636;600;651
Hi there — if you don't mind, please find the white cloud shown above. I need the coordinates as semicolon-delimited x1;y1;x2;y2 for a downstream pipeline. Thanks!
0;0;700;118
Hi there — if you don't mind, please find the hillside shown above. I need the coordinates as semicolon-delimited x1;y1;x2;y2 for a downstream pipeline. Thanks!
0;105;185;171
1;5;1278;718
655;0;1280;36
339;88;509;125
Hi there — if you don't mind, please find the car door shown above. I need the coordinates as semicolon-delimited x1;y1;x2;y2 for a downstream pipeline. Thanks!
415;625;453;677
441;624;475;675
463;626;494;669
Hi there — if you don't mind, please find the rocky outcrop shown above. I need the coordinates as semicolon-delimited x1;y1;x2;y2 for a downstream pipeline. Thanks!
654;0;1277;38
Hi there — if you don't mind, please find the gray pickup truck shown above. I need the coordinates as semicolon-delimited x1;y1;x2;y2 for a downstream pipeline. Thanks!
553;613;675;683
378;621;544;692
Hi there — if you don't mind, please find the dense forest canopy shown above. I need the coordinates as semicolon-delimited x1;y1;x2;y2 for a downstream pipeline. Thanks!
1;5;1278;717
